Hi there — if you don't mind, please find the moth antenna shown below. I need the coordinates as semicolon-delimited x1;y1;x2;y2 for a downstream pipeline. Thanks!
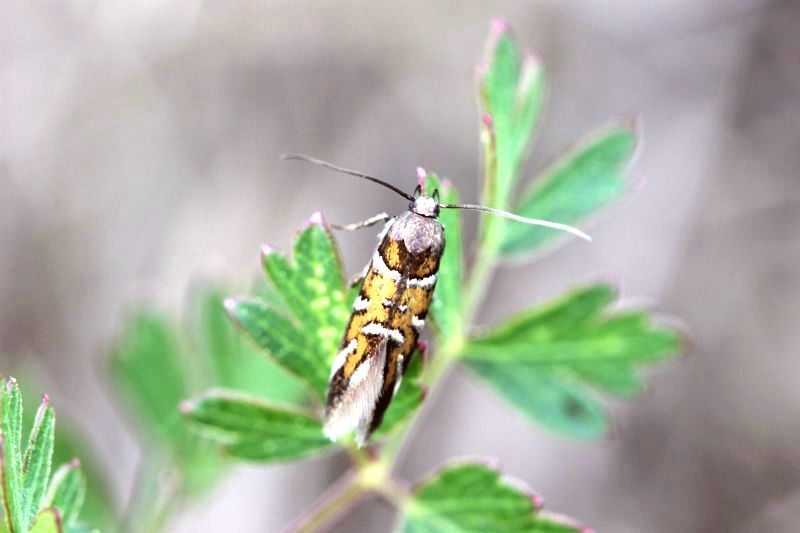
439;203;592;241
281;153;414;201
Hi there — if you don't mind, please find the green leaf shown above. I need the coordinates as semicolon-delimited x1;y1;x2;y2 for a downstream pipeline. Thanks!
22;398;55;528
263;216;350;367
400;462;587;532
463;361;608;440
235;216;351;400
184;391;332;462
108;312;188;446
477;18;545;212
225;298;325;399
44;461;85;528
45;421;112;532
424;173;465;343
460;284;681;439
191;285;306;404
1;378;26;532
29;509;61;533
108;312;223;496
501;125;638;257
18;378;113;532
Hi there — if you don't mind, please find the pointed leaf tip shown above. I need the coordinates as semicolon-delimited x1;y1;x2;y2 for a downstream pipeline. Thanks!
482;113;494;128
260;243;274;258
223;297;237;314
402;462;586;532
490;16;508;34
416;167;427;186
306;211;325;227
7;376;17;391
179;400;193;415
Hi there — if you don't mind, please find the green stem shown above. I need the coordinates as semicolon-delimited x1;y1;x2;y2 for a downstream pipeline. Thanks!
292;458;408;532
291;473;365;533
302;137;509;531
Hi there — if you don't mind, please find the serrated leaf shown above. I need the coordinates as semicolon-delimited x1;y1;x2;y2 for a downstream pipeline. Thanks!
478;18;546;212
501;126;637;257
22;398;55;527
19;379;113;531
262;217;351;369
45;462;85;528
108;312;188;445
1;378;27;532
184;392;332;462
400;463;586;532
225;298;326;399
239;217;351;400
460;284;680;439
424;173;465;343
192;285;306;404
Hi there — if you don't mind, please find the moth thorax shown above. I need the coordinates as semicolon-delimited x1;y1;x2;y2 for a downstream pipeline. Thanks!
410;196;439;218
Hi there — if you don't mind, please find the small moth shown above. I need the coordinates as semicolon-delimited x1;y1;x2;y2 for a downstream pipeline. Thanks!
283;154;590;446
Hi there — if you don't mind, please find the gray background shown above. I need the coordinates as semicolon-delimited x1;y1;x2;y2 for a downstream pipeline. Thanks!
2;1;799;531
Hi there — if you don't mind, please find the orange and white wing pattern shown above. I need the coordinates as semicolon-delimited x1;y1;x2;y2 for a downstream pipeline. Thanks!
324;211;444;446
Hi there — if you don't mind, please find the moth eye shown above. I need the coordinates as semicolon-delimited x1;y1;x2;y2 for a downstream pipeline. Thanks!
413;184;422;197
433;189;440;203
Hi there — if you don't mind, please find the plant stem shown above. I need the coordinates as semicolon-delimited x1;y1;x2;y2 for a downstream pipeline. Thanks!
304;138;507;531
290;459;408;532
290;473;365;533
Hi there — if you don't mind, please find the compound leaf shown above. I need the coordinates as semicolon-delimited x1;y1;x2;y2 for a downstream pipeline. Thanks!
424;172;465;343
460;284;680;439
184;391;332;462
501;125;637;258
400;462;587;532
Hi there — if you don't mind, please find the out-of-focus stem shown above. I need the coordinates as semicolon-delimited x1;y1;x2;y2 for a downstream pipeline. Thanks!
290;473;365;533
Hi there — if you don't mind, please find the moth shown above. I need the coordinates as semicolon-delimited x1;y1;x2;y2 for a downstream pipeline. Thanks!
283;154;589;447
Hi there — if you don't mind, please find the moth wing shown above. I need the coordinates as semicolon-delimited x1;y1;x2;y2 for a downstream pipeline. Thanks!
323;338;388;447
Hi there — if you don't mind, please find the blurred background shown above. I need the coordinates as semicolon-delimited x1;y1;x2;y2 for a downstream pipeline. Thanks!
2;1;799;531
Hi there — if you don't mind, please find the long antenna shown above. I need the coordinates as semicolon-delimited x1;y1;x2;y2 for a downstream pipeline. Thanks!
439;202;592;241
281;153;414;201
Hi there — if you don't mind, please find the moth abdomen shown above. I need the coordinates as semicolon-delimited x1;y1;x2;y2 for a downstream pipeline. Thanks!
324;211;444;446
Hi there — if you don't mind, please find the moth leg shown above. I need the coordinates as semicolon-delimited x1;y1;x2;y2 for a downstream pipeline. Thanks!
331;212;390;231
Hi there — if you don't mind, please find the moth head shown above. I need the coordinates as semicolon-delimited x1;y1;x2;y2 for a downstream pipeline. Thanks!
410;184;440;218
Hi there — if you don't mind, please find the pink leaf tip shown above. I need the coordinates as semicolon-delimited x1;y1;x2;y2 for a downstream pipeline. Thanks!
484;457;502;470
68;458;81;468
179;400;194;415
530;493;544;509
223;297;237;314
490;17;508;34
260;243;274;259
308;211;324;226
6;377;16;391
482;113;494;128
41;394;50;405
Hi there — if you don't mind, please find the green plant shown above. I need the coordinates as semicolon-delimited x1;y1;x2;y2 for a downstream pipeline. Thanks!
5;17;681;532
0;377;92;533
176;18;682;531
